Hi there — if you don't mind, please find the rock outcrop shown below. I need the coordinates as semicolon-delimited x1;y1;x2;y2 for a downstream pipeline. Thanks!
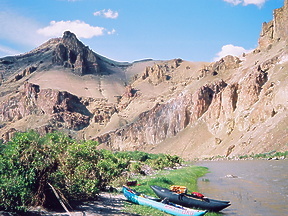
0;31;103;83
11;66;37;82
142;59;182;85
95;79;228;150
198;55;242;79
0;82;91;131
53;31;99;75
258;0;288;49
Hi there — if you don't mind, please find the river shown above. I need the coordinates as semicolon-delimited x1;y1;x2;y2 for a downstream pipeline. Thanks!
195;160;288;216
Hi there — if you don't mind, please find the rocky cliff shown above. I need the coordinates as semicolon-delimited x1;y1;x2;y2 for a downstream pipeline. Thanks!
95;46;288;158
93;2;288;158
52;31;100;75
0;82;91;141
259;0;288;49
0;3;288;159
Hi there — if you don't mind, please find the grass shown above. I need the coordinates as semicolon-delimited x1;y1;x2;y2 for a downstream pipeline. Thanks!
123;165;222;216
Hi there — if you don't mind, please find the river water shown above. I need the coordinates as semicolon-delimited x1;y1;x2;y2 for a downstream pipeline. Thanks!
195;160;288;216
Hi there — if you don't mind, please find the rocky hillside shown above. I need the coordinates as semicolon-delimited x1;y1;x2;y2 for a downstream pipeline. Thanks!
1;2;288;159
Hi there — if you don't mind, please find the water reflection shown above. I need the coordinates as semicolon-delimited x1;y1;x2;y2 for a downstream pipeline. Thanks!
196;160;288;216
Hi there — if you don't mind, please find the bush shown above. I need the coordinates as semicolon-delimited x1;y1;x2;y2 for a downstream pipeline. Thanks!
0;131;183;212
0;131;71;211
115;151;152;162
147;154;183;170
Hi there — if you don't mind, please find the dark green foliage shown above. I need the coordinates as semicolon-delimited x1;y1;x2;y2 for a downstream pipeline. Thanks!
115;151;152;162
0;131;72;211
116;151;183;170
0;131;182;212
147;154;183;170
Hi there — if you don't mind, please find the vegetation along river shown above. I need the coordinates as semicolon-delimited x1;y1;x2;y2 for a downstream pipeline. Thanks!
195;160;288;216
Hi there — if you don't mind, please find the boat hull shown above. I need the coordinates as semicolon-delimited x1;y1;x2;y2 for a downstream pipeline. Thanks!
150;185;230;212
123;186;207;216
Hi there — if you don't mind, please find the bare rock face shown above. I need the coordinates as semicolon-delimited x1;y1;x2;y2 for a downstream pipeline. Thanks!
94;43;286;156
123;85;137;98
53;31;99;75
89;100;117;125
95;79;228;150
1;128;17;143
0;82;91;132
273;0;288;41
0;31;102;86
198;55;241;78
237;66;268;111
11;66;37;82
142;59;182;85
211;55;242;73
259;0;288;49
259;21;274;49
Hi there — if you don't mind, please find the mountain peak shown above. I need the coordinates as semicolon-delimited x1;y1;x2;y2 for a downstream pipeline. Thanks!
63;31;77;40
52;31;99;75
61;31;84;48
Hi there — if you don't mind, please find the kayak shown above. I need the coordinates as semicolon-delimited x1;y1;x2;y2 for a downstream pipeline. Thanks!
122;185;207;216
151;185;230;212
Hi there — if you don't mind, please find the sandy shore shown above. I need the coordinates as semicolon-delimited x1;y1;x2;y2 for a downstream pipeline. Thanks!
0;193;139;216
71;192;139;216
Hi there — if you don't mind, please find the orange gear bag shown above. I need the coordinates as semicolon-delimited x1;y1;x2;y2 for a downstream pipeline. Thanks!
170;185;187;194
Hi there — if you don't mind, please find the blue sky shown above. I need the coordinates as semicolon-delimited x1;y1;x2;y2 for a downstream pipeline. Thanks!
0;0;284;62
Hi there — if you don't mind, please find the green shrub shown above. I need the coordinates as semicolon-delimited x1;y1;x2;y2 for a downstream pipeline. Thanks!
0;131;69;211
128;161;142;173
0;131;183;212
115;151;152;162
147;154;182;170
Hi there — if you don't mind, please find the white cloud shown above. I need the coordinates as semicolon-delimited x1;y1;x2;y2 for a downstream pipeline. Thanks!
37;20;106;38
224;0;242;5
213;44;251;61
243;0;267;6
107;29;116;35
224;0;267;7
93;9;119;19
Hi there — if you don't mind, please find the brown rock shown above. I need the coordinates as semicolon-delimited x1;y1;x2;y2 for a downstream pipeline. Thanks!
258;1;288;49
142;59;181;85
0;82;91;137
52;31;99;75
1;128;17;143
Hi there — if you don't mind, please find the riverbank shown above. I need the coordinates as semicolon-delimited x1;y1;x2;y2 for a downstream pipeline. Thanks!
2;157;286;216
0;192;135;216
196;150;287;161
0;165;208;216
